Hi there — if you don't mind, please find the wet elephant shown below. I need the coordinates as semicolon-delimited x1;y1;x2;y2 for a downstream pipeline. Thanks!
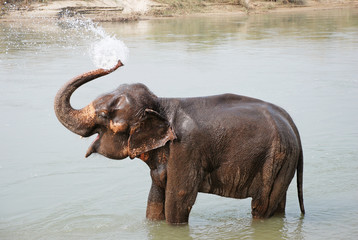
54;60;305;224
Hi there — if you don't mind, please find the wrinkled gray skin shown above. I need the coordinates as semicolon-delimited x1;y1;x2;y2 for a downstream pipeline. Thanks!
54;61;305;224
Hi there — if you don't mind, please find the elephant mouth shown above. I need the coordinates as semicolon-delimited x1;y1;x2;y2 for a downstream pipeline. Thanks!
85;133;100;158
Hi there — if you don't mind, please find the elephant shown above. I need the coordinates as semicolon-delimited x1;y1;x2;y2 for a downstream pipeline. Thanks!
54;60;305;224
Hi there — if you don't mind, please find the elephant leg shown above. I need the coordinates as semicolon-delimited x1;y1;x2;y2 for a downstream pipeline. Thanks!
164;165;201;224
146;183;165;221
268;153;298;217
251;189;286;218
164;186;198;224
251;196;269;219
274;192;286;215
252;154;296;218
251;175;292;218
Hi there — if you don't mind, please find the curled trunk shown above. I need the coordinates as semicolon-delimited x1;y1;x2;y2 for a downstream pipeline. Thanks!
54;61;123;137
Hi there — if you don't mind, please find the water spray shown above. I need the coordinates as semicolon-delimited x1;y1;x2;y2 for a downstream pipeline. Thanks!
58;14;129;70
89;36;129;70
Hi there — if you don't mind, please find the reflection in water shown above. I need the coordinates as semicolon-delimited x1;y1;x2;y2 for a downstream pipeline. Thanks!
1;9;357;54
146;221;193;240
249;216;304;240
102;9;358;49
1;8;358;240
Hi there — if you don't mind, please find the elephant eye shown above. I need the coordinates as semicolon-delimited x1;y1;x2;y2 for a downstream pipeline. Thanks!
98;110;109;119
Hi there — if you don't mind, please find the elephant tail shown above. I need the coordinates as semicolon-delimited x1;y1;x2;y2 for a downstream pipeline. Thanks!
297;148;305;215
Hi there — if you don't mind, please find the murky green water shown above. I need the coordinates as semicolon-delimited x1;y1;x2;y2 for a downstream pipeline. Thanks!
1;8;358;239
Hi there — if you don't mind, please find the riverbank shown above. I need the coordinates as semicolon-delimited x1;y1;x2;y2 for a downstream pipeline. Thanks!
0;0;357;22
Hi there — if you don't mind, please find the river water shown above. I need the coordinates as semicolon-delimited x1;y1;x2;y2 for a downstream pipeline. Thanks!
1;8;358;240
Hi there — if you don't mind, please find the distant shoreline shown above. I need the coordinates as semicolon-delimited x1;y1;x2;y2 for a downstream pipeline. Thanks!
1;0;357;22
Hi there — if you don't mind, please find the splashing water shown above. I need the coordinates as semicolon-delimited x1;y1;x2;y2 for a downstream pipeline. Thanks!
89;36;129;70
58;13;129;69
1;10;129;68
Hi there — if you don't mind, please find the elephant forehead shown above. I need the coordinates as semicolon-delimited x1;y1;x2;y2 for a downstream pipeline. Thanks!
111;95;132;110
93;94;115;108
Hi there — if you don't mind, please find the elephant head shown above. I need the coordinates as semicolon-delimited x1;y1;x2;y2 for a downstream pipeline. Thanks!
54;60;176;160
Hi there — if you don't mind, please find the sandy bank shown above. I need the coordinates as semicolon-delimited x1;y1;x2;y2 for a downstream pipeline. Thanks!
0;0;154;22
0;0;357;22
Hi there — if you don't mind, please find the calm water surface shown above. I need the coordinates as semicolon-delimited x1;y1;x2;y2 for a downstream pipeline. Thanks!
1;8;358;239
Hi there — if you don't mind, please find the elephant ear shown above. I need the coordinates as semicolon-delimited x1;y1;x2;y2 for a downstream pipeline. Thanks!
128;109;176;159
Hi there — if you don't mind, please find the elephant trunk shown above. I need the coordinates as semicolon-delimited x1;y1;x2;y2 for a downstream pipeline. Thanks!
54;60;123;137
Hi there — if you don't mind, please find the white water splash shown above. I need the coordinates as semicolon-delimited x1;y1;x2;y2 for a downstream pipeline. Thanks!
89;36;129;70
58;13;129;69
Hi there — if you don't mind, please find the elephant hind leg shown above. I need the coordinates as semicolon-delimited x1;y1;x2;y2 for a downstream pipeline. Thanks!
251;189;287;218
268;154;298;217
273;192;286;215
251;197;269;219
251;155;295;218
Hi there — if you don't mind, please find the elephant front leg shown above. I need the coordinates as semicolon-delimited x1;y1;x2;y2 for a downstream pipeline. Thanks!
164;174;200;224
165;189;198;224
146;183;165;221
